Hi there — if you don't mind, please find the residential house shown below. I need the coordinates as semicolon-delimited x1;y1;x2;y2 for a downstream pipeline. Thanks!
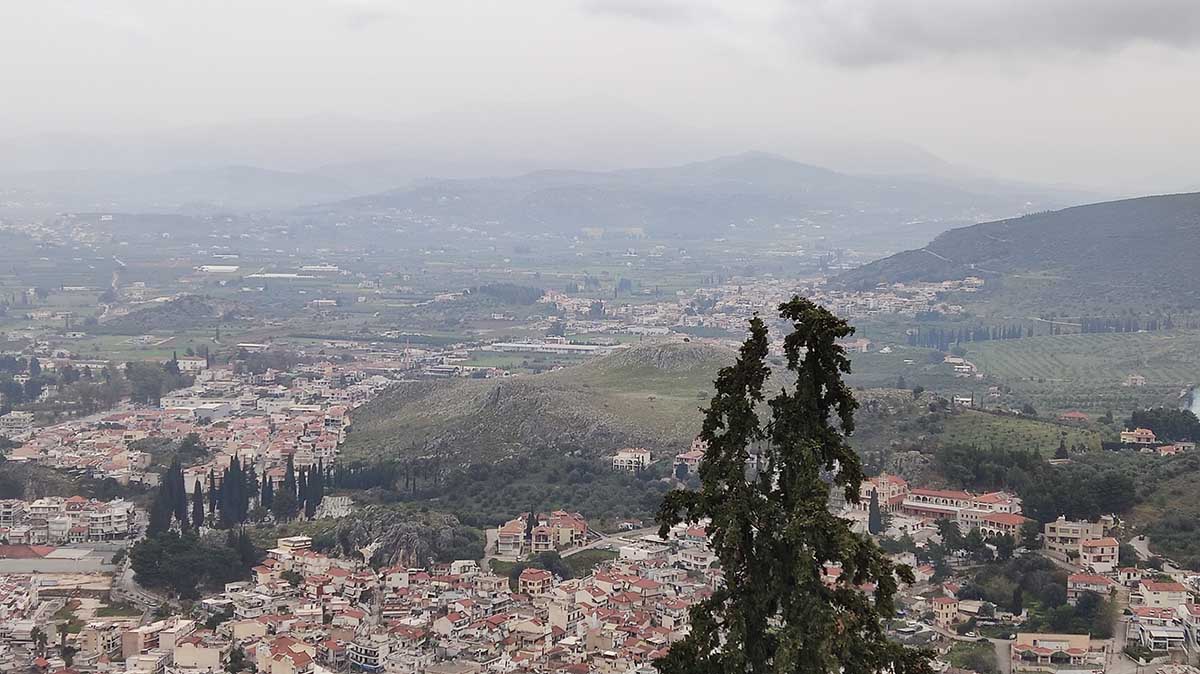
932;597;959;629
1135;581;1192;608
1066;574;1116;605
1080;537;1119;573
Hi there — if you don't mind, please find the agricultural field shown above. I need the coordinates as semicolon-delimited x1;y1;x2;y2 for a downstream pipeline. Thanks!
961;330;1200;414
940;409;1104;456
963;330;1200;386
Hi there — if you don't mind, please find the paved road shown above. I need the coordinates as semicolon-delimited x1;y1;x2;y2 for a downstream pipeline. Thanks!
561;527;662;558
484;525;664;567
1130;535;1187;578
482;528;499;569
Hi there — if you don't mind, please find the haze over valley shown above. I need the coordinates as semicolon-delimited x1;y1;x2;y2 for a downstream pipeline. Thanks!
4;3;1200;674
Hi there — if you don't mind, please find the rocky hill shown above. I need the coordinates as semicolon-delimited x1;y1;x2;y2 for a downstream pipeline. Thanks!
97;295;247;335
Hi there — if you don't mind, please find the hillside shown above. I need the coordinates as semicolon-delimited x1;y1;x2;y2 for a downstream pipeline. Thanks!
340;341;733;462
97;295;247;335
303;152;1073;246
836;192;1200;310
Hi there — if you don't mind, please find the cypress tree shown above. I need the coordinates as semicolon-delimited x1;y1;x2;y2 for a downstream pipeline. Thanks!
192;480;206;529
261;476;274;511
207;468;218;514
148;492;172;535
241;461;257;522
298;469;308;514
174;461;188;527
313;460;325;509
655;297;931;674
868;488;883;535
273;455;298;521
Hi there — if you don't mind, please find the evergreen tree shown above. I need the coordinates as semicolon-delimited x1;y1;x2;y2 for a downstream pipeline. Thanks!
219;457;245;528
312;460;325;509
272;455;298;521
261;476;274;512
298;469;308;514
868;488;883;535
525;505;537;542
207;469;218;514
148;492;172;535
192;480;206;529
173;460;188;527
655;297;930;674
241;462;258;521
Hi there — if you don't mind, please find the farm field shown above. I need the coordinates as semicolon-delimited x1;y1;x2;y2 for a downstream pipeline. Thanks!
961;330;1200;414
940;409;1104;456
963;330;1200;387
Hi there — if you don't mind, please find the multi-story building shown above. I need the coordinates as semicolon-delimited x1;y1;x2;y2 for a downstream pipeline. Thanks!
931;597;959;628
1043;516;1113;556
0;500;25;528
612;448;651;472
1135;581;1193;608
496;518;526;558
1121;427;1157;445
1080;537;1119;573
857;473;910;512
518;568;554;595
347;633;389;672
1066;574;1116;605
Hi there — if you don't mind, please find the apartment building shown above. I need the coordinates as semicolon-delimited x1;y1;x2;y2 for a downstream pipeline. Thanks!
612;448;651;472
1043;516;1113;556
1080;537;1120;573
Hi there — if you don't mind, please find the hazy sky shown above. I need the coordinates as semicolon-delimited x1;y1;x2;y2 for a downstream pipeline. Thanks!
3;0;1200;191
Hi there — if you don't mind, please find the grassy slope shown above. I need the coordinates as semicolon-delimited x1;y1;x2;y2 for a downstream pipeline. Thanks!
341;341;730;462
835;191;1200;312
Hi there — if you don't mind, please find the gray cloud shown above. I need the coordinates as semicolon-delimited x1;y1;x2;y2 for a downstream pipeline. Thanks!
780;0;1200;66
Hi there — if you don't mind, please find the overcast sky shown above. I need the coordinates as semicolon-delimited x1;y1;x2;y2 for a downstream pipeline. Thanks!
3;0;1200;191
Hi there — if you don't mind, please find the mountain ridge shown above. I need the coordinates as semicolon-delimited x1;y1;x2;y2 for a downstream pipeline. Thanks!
834;191;1200;311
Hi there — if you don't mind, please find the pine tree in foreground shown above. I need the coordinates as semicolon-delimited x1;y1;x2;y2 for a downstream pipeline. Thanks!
656;296;932;674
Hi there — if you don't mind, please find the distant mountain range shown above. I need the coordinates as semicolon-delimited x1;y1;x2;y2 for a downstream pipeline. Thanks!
835;192;1200;311
301;152;1085;246
0;148;1089;249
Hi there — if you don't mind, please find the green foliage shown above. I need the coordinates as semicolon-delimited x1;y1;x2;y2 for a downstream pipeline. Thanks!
470;283;545;305
508;551;574;590
148;458;189;534
271;455;298;522
1128;407;1200;442
1022;515;1041;549
654;298;930;674
125;361;191;405
130;530;254;599
936;519;965;551
933;444;1136;523
335;451;672;528
945;642;997;674
563;548;619;577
